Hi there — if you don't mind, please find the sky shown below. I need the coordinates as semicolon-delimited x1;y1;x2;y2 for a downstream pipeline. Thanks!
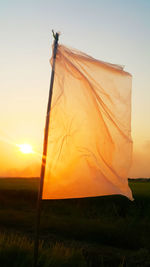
0;0;150;178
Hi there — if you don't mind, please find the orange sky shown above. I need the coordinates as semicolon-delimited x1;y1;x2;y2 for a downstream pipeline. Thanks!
0;0;150;178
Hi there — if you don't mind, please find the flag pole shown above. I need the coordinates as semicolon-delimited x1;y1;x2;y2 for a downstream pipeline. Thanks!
33;31;59;267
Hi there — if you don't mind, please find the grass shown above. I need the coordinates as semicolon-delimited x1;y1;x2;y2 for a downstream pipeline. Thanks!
0;178;150;266
0;232;86;267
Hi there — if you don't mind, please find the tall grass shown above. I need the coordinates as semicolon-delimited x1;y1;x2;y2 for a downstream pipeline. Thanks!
0;232;150;266
0;178;150;266
0;232;86;267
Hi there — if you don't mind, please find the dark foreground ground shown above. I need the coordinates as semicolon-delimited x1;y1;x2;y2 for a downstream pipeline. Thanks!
0;178;150;266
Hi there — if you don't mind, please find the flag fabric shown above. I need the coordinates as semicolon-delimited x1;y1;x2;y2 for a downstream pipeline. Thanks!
42;45;133;200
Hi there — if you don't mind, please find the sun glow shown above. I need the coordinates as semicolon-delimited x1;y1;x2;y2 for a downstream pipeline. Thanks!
18;144;33;154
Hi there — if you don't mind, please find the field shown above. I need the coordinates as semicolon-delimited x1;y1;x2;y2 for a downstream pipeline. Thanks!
0;178;150;266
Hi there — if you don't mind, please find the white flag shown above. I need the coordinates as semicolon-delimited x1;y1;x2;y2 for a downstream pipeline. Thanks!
42;45;133;200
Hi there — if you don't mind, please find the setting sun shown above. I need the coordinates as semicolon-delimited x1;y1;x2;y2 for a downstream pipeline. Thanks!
18;144;33;154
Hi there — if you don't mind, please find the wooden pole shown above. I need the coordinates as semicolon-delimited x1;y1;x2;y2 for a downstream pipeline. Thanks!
33;31;59;267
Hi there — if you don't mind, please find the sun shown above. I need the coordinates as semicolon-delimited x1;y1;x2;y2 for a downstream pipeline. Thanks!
18;144;33;154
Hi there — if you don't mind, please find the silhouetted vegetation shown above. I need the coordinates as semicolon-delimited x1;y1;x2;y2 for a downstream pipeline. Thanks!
0;178;150;266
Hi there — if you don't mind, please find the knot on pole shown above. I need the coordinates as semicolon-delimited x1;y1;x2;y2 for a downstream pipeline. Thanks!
52;30;59;41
